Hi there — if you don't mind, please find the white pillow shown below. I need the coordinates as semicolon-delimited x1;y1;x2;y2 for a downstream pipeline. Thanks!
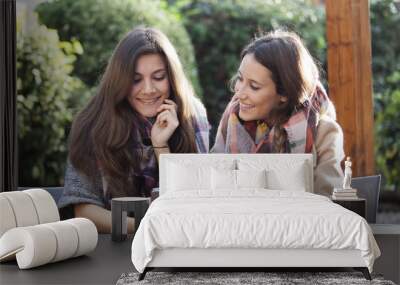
236;169;267;189
167;162;210;191
211;168;236;190
238;159;308;191
166;159;236;192
211;168;267;190
266;164;307;191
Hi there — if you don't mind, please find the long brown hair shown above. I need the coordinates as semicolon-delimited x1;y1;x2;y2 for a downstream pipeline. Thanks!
236;29;320;152
69;27;198;197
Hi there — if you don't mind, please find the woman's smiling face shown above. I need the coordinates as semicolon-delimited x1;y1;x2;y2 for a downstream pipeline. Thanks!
234;53;286;122
128;53;170;118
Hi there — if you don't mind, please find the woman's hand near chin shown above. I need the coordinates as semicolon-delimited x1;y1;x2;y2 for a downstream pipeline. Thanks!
151;99;179;147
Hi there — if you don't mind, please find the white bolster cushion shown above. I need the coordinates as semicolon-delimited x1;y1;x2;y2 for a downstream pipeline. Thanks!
24;189;60;223
0;225;57;268
42;221;79;262
0;196;17;237
65;218;98;257
0;218;98;269
0;191;39;228
0;189;60;238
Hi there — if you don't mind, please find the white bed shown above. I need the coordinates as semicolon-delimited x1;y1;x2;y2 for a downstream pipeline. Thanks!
131;154;380;280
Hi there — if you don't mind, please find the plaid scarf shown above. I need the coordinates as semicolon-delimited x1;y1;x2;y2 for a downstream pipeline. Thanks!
212;83;330;154
130;99;210;197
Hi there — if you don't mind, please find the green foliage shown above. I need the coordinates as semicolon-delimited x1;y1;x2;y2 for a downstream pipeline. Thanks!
375;73;400;191
173;0;326;140
371;0;400;97
371;0;400;190
17;11;88;186
35;0;202;96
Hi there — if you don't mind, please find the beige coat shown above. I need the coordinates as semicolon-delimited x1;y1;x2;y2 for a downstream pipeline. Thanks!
312;106;345;197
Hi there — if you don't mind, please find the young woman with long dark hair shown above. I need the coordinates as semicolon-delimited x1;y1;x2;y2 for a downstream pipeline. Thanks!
58;27;209;233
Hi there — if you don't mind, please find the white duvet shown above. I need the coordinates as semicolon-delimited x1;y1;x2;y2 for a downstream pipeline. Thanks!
131;190;380;273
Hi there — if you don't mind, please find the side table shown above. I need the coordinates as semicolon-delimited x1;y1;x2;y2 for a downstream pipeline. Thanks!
111;197;150;242
332;198;366;219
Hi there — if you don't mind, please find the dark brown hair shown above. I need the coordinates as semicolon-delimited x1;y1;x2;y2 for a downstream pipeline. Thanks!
68;27;198;198
235;29;320;152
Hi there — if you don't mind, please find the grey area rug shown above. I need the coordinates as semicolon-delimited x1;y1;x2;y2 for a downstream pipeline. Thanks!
117;272;396;285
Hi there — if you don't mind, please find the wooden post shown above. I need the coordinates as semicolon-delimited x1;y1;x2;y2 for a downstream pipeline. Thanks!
326;0;375;176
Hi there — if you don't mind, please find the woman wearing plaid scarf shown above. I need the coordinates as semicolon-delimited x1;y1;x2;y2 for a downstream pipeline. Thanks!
59;28;209;233
212;30;344;197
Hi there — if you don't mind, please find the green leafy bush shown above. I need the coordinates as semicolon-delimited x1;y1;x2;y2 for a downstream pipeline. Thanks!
17;10;87;186
371;0;400;97
375;72;400;191
36;0;201;95
173;0;326;140
371;0;400;190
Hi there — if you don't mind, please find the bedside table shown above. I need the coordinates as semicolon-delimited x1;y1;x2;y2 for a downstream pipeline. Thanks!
111;197;151;242
332;198;366;219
